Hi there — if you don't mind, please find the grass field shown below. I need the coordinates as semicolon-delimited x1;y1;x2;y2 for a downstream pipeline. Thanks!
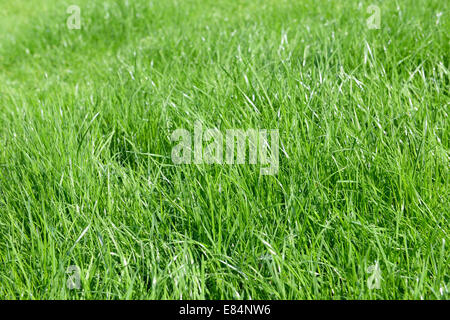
0;0;448;299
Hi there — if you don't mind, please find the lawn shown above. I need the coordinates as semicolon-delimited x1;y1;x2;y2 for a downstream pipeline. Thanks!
0;0;448;299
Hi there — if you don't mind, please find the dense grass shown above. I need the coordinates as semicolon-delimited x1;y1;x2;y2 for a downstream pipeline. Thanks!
0;0;448;299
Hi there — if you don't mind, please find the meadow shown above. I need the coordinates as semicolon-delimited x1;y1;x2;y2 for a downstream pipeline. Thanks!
0;0;448;299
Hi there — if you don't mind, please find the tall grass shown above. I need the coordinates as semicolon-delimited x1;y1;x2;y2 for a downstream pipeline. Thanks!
0;0;448;299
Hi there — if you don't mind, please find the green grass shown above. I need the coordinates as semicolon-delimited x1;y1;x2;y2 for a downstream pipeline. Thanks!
0;0;448;299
